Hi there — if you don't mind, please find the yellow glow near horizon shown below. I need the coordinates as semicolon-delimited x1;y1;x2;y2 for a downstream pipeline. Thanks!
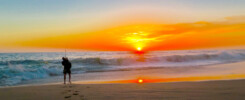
122;31;158;51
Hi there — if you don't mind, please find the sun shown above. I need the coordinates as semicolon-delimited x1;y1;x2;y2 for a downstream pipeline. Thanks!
138;79;143;83
137;47;142;51
134;46;145;54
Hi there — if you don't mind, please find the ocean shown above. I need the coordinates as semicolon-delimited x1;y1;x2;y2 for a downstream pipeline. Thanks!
1;49;245;87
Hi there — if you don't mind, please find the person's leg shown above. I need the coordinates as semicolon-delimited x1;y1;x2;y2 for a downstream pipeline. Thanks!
69;73;71;84
64;73;66;84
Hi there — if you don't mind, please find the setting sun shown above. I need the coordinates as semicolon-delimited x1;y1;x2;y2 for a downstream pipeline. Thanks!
137;47;142;51
138;79;143;83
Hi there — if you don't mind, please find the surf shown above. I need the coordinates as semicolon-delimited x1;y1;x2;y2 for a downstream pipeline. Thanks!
0;49;245;86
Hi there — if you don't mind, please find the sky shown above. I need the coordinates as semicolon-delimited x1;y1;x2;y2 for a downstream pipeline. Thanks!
0;0;245;52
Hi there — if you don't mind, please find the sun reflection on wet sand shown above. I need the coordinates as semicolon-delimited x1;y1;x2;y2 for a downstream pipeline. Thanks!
73;74;245;84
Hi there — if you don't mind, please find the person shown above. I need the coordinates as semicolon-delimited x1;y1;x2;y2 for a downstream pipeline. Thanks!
62;57;72;84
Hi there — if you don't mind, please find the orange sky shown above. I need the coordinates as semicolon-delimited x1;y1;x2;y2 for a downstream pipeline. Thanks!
1;1;245;52
16;16;245;51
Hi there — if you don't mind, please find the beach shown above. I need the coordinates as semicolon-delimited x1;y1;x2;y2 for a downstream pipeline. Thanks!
1;0;245;99
1;79;245;100
1;61;245;100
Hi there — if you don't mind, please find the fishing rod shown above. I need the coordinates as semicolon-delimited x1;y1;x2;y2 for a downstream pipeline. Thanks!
65;49;66;57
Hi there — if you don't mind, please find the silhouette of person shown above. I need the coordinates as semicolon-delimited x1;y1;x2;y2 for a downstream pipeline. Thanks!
62;57;72;84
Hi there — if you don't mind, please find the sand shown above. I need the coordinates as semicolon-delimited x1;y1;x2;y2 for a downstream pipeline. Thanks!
1;79;245;100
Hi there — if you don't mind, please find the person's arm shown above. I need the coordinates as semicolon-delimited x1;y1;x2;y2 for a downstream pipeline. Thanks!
62;61;65;66
68;62;72;69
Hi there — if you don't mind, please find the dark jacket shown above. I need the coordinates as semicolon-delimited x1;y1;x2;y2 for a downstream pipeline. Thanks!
62;60;72;70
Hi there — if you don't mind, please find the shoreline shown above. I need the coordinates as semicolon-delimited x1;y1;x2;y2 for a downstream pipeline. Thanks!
2;61;245;88
1;61;245;99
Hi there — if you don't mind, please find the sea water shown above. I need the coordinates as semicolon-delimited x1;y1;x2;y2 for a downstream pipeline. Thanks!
1;49;245;86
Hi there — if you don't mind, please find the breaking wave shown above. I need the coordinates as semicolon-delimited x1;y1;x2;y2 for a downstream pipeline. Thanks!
0;49;245;86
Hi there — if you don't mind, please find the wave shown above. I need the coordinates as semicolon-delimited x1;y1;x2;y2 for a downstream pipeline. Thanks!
0;50;245;86
0;61;63;86
1;50;245;66
68;50;245;65
150;51;245;63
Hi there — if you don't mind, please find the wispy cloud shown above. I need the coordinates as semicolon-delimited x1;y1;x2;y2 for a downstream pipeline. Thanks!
19;16;245;51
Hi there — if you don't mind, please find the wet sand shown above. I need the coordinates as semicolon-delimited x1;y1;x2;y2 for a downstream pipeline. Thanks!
1;79;245;100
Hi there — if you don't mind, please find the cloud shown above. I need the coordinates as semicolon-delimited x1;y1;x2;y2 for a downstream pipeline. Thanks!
225;15;245;23
19;16;245;51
